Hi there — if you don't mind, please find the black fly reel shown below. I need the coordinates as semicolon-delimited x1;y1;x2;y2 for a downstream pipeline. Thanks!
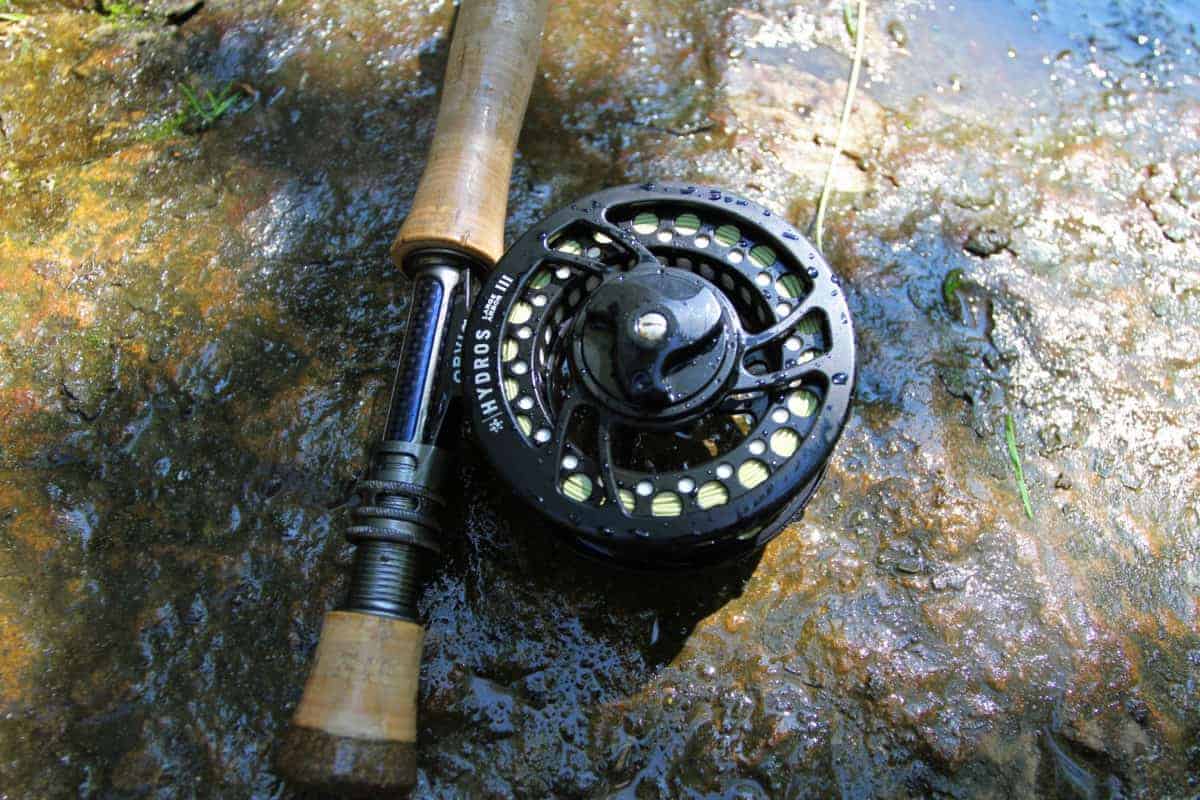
465;185;855;568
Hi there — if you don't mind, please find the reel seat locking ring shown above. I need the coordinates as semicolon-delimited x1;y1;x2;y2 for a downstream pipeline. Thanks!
347;477;447;553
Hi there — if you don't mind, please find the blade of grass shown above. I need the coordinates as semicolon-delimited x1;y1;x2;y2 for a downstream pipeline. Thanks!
179;84;200;113
812;0;868;253
211;85;240;117
1004;413;1034;519
843;0;858;38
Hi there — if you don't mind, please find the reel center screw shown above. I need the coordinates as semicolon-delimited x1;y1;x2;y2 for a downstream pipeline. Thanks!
633;311;669;343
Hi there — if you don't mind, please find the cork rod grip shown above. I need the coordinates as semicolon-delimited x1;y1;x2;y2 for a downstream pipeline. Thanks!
391;0;550;269
277;611;424;796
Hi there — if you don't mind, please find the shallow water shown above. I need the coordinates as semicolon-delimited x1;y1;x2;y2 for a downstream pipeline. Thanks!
0;0;1197;797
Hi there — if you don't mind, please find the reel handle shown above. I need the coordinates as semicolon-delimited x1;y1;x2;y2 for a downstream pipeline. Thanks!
391;0;550;269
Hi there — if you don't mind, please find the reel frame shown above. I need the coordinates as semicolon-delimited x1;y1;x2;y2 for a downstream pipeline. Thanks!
465;184;856;568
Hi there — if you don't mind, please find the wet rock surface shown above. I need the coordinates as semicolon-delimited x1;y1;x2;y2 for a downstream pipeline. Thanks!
1;0;1198;797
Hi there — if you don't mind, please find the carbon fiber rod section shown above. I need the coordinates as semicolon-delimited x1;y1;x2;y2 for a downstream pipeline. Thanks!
344;252;466;621
384;270;449;442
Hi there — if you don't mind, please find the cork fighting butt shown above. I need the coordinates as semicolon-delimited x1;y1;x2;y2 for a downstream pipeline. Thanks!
276;612;424;796
391;0;549;270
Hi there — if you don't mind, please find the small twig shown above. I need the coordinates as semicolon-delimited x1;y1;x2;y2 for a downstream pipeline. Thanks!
1004;413;1035;519
812;0;868;252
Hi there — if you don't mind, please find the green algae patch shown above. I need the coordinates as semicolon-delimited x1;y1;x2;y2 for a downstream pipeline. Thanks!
942;268;964;308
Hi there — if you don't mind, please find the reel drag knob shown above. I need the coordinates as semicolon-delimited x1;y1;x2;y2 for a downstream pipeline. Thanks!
575;267;734;414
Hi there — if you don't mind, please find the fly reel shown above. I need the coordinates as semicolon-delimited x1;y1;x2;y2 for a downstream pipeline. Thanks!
465;184;855;568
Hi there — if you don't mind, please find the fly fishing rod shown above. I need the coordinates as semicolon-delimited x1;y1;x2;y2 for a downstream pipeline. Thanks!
276;0;549;794
277;1;858;794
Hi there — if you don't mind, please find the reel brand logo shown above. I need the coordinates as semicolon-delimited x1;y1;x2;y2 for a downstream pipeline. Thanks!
474;273;517;435
450;318;466;385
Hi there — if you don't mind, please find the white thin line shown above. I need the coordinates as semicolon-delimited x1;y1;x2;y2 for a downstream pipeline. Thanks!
814;0;868;253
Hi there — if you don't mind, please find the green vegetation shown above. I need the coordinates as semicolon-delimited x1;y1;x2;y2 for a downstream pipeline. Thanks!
96;1;147;20
1004;413;1035;519
942;268;964;307
180;83;245;128
143;82;247;140
142;110;188;141
843;0;859;39
0;0;29;23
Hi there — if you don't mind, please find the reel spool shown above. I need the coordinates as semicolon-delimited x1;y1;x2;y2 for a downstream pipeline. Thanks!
465;184;855;569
